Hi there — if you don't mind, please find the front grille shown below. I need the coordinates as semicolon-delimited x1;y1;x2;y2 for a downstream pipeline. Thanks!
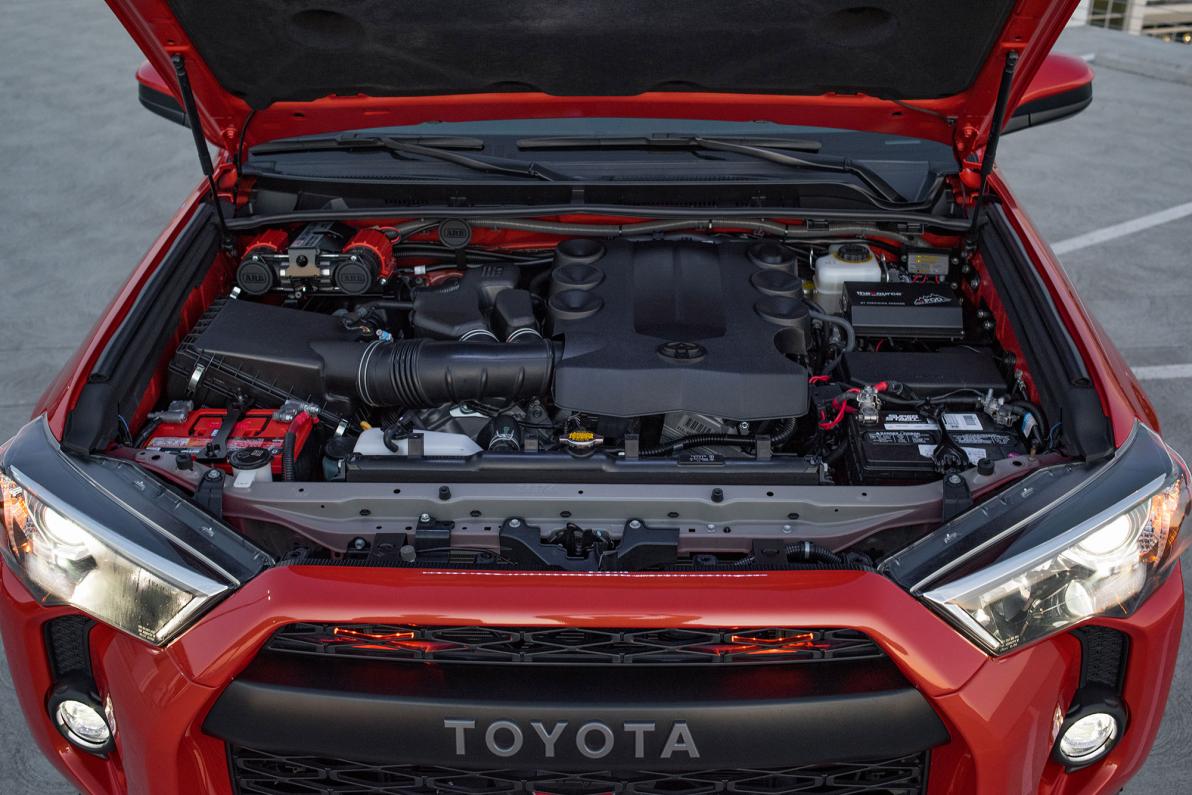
230;747;928;795
266;624;885;666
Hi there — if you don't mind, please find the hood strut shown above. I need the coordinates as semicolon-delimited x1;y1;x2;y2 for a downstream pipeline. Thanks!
171;55;231;245
966;50;1019;253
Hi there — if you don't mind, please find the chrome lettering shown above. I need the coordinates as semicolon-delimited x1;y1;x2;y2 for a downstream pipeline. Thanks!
485;720;524;757
443;719;476;755
531;721;568;758
661;721;700;759
576;721;615;759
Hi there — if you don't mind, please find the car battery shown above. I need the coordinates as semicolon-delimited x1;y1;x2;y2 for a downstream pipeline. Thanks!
142;409;312;475
847;408;1025;482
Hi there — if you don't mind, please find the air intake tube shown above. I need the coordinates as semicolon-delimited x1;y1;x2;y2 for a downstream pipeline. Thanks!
316;339;557;408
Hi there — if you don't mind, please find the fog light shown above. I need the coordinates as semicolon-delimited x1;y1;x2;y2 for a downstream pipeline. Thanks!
51;694;112;754
1056;711;1119;765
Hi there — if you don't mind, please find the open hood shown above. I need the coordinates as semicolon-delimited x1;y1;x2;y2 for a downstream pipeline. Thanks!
107;0;1079;160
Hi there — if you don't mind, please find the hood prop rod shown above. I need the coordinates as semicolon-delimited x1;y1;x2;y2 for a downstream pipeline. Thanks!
170;55;232;247
966;50;1019;255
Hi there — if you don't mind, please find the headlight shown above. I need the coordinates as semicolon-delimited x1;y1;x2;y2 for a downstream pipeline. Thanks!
1;470;223;643
895;423;1189;654
0;419;269;645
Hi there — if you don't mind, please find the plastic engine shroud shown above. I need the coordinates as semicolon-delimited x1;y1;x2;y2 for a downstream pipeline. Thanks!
547;240;810;420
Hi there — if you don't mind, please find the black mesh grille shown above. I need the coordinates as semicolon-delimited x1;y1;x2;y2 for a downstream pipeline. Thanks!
230;747;928;795
1073;626;1129;691
266;624;885;666
43;615;95;680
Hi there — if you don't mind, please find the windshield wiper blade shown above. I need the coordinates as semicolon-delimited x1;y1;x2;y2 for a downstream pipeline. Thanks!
517;135;823;152
251;135;569;181
518;135;905;203
252;135;487;154
689;137;905;204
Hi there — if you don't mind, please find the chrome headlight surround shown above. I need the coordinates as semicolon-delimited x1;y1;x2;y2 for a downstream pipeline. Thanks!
887;423;1189;655
1;418;270;645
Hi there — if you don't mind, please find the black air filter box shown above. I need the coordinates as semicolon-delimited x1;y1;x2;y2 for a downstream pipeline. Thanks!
169;299;359;408
843;282;964;340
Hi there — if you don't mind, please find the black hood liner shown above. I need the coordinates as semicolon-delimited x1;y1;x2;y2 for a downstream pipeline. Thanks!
168;0;1016;110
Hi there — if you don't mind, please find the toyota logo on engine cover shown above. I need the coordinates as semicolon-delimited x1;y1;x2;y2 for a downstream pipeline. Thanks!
443;719;700;760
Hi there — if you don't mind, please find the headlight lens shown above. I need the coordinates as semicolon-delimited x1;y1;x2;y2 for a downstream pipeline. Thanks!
0;418;269;645
922;471;1188;654
1;470;224;644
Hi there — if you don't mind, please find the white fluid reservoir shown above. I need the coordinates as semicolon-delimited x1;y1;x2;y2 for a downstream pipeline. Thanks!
353;428;482;456
814;243;881;313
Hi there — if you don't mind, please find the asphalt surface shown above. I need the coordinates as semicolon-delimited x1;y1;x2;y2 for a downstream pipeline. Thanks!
0;4;1190;792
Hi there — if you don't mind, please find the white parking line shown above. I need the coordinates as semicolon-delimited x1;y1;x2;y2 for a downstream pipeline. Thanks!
1051;201;1192;255
1133;363;1192;381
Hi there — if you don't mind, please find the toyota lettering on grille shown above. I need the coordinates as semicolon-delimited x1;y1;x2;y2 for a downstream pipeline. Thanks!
444;719;700;760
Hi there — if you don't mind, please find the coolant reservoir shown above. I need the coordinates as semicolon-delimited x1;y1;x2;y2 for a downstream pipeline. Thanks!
814;243;881;313
353;428;482;457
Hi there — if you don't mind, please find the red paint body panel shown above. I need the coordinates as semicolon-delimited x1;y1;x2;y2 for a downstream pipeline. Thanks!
1019;53;1096;108
1;561;1182;795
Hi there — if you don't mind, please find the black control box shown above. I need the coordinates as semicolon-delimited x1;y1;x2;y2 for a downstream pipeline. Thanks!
843;282;964;340
842;349;1006;397
847;409;1025;482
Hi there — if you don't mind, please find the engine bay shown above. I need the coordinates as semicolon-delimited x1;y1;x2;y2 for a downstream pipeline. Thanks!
147;220;1043;479
114;216;1059;569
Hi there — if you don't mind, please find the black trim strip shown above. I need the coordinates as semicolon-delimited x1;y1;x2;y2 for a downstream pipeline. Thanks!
205;662;947;771
225;204;973;233
978;207;1111;459
63;207;218;454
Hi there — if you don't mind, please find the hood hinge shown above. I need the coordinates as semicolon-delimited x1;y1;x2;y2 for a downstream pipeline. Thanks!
964;50;1020;257
170;55;233;251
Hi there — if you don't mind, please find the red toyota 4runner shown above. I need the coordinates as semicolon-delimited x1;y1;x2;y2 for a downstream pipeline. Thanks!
1;2;1184;793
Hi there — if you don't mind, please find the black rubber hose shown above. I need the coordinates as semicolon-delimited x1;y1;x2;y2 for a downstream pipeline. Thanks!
281;427;298;481
318;339;557;408
809;310;856;354
733;539;872;569
785;540;843;564
357;299;414;312
640;417;797;457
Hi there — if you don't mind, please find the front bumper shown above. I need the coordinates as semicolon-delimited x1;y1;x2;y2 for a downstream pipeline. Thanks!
0;562;1183;795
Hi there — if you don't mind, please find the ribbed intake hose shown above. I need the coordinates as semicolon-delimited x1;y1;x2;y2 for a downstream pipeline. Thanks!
317;339;558;408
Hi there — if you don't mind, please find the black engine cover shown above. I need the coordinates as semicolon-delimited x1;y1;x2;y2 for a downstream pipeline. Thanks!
547;240;809;420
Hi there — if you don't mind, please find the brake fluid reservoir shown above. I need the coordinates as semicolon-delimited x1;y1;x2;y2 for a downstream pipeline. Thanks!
814;243;881;313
